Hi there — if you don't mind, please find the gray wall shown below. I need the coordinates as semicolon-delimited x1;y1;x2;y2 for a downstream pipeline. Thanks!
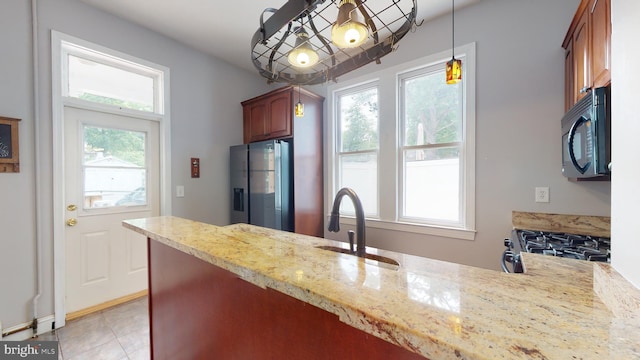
0;0;38;335
323;0;611;270
0;0;270;331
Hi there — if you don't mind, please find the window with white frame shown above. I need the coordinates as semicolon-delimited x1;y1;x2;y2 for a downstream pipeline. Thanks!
329;43;475;238
62;42;165;114
399;65;463;226
334;83;379;216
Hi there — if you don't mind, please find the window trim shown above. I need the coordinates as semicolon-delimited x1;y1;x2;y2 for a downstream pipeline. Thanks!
327;43;476;240
61;37;166;115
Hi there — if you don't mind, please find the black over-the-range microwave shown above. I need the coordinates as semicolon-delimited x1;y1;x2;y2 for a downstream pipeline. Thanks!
561;85;611;178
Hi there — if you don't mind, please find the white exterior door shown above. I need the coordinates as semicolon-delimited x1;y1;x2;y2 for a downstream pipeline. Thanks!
64;106;159;313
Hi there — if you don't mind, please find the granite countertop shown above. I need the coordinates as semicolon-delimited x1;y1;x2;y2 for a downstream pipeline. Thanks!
123;216;640;360
512;211;610;237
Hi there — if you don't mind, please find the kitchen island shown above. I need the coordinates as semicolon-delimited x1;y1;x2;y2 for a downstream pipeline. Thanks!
123;216;640;359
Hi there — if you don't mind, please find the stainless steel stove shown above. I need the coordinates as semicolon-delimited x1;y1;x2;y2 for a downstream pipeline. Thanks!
502;229;611;273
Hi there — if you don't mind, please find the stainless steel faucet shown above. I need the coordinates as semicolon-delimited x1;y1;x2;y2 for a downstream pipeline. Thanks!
327;188;366;257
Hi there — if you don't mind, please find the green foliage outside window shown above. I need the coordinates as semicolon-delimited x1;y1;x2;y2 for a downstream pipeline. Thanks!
340;88;378;153
84;126;145;167
404;71;461;148
79;92;153;112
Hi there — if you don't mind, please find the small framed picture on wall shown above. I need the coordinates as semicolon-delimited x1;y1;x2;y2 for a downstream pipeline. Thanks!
0;116;21;173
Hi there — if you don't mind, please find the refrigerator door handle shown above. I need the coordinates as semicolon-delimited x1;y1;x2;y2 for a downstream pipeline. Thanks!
233;188;244;212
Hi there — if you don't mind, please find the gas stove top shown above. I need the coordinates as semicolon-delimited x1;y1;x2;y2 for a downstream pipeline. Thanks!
514;229;611;262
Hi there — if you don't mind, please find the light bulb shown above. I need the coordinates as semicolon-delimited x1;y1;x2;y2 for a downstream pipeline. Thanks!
344;28;361;45
296;52;310;66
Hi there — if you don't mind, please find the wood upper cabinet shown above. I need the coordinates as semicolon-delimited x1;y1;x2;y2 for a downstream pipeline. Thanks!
573;8;590;103
563;0;611;111
241;86;325;238
590;0;611;88
242;89;291;143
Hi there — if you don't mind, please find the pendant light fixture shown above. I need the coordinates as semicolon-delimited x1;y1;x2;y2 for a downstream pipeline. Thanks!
446;0;462;84
251;0;418;85
331;0;369;48
294;85;304;117
287;26;319;68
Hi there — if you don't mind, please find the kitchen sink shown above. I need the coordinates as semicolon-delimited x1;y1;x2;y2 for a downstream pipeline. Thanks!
315;245;400;268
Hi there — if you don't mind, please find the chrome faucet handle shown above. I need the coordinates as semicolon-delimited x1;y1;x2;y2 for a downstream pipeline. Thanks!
348;230;355;253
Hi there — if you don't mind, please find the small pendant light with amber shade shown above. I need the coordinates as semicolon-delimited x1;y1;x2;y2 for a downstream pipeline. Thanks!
446;0;462;84
295;86;304;117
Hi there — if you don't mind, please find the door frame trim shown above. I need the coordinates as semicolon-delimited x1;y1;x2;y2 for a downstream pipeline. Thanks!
51;31;171;328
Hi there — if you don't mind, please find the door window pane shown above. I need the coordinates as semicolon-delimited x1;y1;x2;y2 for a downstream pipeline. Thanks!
68;55;154;112
83;126;147;208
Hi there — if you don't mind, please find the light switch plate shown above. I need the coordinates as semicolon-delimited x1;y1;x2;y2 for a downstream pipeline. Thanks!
176;185;185;198
535;187;549;203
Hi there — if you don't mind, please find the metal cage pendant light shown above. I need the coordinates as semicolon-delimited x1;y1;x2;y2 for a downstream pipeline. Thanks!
446;0;462;84
251;0;418;85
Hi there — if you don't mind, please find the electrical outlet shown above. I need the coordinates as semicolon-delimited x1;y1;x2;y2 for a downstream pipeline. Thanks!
535;187;550;203
176;185;185;198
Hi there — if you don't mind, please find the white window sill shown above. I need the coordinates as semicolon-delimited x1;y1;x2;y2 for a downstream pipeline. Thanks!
331;216;476;241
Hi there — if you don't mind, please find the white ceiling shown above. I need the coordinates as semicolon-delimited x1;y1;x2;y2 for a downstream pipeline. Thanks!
79;0;478;72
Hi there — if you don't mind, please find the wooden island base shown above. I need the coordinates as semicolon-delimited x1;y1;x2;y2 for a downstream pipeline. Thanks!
148;239;426;359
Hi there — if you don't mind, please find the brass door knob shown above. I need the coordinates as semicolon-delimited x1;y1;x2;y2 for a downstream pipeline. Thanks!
66;218;78;227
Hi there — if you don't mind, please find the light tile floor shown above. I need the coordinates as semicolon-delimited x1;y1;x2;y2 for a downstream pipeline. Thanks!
36;296;150;360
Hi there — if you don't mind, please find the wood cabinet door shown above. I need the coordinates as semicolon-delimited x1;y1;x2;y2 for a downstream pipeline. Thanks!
564;39;574;112
590;0;611;88
267;91;292;139
573;8;590;102
247;101;268;143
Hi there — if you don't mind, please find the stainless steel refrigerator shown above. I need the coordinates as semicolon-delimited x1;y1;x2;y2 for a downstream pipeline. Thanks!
229;139;293;232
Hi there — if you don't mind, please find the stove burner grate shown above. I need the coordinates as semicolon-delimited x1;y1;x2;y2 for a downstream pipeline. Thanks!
515;230;610;263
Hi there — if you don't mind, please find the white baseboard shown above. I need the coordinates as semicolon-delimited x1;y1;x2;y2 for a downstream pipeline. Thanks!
1;315;55;341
